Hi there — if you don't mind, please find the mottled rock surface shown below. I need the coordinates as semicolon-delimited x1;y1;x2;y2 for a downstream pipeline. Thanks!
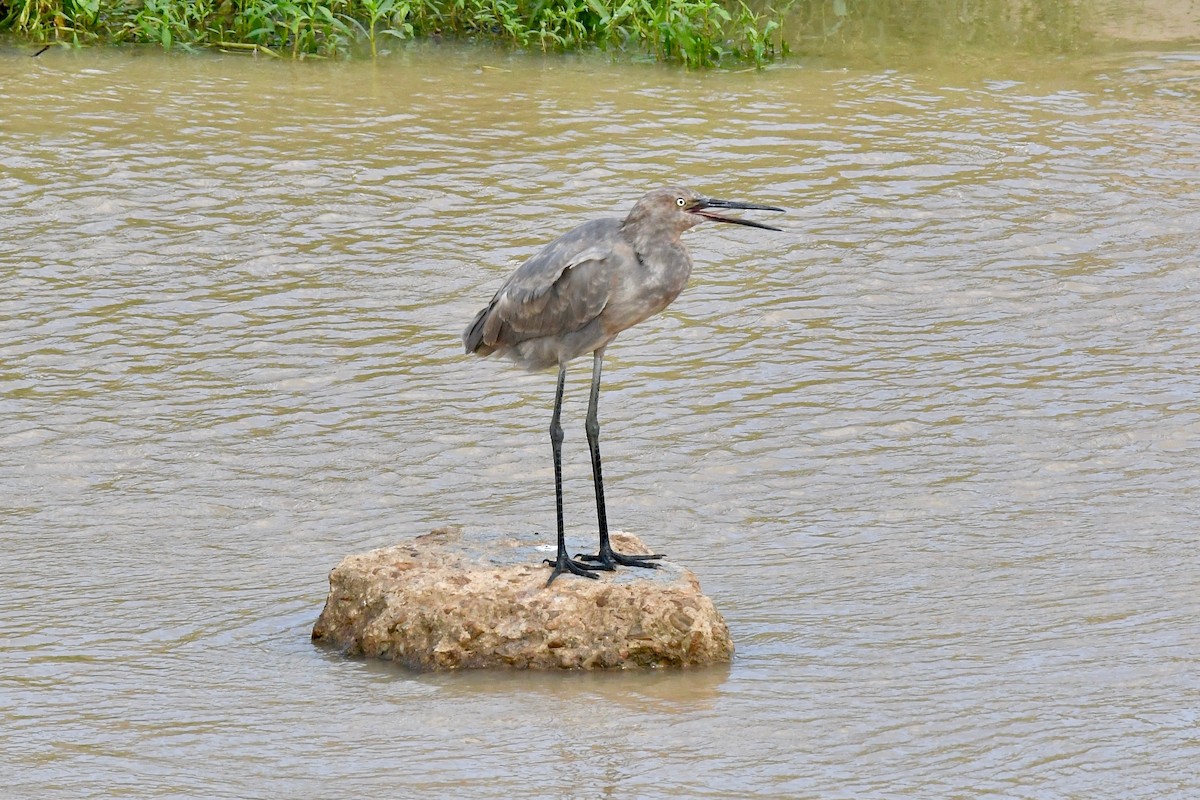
311;526;733;670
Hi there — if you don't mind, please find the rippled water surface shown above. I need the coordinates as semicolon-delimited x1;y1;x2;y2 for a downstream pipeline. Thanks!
3;42;1200;798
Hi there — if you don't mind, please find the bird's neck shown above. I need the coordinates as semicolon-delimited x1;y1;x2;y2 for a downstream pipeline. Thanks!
632;238;693;298
621;219;692;286
622;218;682;253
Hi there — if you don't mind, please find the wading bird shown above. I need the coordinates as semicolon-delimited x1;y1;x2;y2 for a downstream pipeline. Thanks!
463;187;783;585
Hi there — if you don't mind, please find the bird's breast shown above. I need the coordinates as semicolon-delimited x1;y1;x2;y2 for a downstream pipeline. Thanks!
598;245;692;335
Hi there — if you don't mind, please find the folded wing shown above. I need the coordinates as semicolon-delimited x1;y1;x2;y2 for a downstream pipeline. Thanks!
463;219;620;355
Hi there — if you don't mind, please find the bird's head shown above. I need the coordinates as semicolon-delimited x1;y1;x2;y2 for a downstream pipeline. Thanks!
625;187;784;237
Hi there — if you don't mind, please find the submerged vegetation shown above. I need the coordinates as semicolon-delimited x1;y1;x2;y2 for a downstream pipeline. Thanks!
1;0;1086;67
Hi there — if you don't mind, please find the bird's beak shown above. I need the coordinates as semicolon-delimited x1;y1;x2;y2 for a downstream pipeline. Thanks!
692;197;785;231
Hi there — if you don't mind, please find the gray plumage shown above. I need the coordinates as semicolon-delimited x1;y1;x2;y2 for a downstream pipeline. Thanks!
463;186;783;585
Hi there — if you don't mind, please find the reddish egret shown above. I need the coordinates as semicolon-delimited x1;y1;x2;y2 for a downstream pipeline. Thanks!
463;187;784;585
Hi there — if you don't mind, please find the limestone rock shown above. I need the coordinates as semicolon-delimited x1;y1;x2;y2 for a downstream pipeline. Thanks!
311;526;733;670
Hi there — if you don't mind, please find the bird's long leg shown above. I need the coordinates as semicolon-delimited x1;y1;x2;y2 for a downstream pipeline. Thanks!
544;363;600;586
577;348;664;571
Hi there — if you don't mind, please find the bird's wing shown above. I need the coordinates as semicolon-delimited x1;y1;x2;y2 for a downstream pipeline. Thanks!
477;219;622;348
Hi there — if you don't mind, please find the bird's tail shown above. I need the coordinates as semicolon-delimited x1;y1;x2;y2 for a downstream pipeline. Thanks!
462;304;495;356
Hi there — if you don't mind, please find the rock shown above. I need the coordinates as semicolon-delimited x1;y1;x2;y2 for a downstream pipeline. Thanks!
311;526;733;671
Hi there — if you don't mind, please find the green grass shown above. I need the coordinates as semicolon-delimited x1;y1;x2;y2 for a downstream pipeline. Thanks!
1;0;1086;67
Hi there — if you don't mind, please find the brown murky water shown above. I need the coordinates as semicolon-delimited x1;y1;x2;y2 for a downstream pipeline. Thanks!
2;41;1199;798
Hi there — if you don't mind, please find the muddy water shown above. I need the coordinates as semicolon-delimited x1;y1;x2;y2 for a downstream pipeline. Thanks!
2;42;1199;798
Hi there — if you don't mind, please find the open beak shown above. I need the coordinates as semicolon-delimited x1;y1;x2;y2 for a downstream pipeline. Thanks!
692;197;785;231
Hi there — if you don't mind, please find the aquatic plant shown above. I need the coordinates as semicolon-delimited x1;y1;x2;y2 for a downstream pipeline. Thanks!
0;0;1087;66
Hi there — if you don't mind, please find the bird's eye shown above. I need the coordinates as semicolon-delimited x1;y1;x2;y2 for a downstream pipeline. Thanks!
676;197;686;207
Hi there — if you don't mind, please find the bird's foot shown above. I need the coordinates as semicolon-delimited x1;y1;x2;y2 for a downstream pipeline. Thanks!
576;547;664;571
543;552;601;586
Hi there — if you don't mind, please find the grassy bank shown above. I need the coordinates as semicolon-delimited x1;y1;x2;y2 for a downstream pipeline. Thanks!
2;0;1086;67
